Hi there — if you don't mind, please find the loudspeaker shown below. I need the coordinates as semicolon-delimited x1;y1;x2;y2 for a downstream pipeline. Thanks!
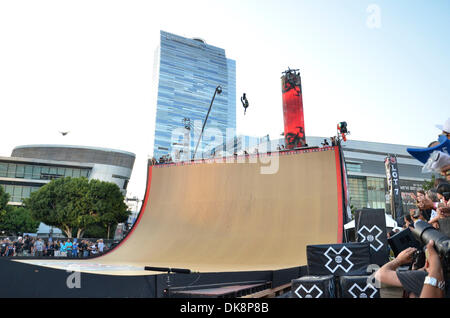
355;209;389;266
387;227;420;257
307;242;371;276
339;275;380;298
291;275;335;298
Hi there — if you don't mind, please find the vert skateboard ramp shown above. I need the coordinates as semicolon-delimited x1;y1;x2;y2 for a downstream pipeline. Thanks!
14;147;345;276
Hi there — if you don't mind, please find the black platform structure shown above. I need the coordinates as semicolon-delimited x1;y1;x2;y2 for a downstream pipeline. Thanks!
0;257;307;298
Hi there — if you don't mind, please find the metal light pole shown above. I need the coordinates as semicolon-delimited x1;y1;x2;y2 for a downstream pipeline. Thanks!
193;85;222;160
183;118;192;161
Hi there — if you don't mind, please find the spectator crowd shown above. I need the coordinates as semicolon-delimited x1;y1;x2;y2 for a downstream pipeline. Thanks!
403;181;450;231
376;117;450;298
0;236;109;258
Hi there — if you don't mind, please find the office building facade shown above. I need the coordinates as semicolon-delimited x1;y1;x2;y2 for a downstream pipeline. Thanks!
301;137;432;214
1;145;136;235
221;135;433;215
331;137;433;215
1;145;135;205
152;31;236;161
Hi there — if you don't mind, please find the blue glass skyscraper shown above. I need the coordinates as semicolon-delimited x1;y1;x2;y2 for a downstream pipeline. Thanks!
152;31;236;161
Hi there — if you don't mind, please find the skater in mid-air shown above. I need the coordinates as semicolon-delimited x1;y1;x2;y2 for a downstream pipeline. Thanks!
241;93;249;115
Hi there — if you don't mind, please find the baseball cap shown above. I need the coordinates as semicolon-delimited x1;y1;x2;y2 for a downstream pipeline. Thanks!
407;135;450;164
436;118;450;134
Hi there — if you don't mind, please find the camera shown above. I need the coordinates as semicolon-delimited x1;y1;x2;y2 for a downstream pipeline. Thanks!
388;227;420;257
412;248;427;270
411;220;450;274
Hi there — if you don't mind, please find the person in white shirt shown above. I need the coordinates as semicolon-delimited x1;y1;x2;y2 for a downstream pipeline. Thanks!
97;239;104;253
90;243;98;255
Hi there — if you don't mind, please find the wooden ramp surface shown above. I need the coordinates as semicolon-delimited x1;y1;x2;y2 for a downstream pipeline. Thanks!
16;147;344;276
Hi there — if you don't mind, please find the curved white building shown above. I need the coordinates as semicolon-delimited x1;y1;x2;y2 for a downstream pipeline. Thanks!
1;145;135;205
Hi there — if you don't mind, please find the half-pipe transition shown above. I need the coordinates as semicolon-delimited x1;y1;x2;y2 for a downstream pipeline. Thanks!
15;146;345;276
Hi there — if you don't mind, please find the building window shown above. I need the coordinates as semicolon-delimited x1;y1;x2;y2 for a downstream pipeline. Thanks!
346;162;362;173
15;165;25;178
367;177;386;210
65;168;73;177
348;176;368;210
22;186;31;199
0;184;43;203
7;164;16;178
0;163;7;177
4;185;13;198
24;165;33;179
13;185;22;202
32;166;41;179
80;169;89;178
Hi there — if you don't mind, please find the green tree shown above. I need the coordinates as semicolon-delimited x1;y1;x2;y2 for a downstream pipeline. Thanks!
83;223;108;238
24;177;129;238
0;207;40;236
24;177;92;238
0;186;9;210
88;179;129;239
422;175;436;191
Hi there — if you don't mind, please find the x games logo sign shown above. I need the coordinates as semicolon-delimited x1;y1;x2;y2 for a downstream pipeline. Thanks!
324;246;354;273
348;283;378;298
294;285;323;298
357;225;383;251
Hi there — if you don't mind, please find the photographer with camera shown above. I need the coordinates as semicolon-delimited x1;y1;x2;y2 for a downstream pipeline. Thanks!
376;218;450;298
413;220;448;297
374;246;426;298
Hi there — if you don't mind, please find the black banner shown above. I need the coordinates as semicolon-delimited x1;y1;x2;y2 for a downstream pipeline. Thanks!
385;155;404;223
355;209;389;266
339;144;352;224
306;243;371;276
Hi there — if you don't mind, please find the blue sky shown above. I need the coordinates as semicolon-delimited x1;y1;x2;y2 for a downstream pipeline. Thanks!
0;0;448;198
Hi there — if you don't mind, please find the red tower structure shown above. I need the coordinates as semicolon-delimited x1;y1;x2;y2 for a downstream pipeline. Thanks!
281;68;306;149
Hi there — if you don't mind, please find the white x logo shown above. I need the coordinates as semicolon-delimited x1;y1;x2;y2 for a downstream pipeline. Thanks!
358;225;383;251
324;246;354;273
348;283;378;298
294;284;323;298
